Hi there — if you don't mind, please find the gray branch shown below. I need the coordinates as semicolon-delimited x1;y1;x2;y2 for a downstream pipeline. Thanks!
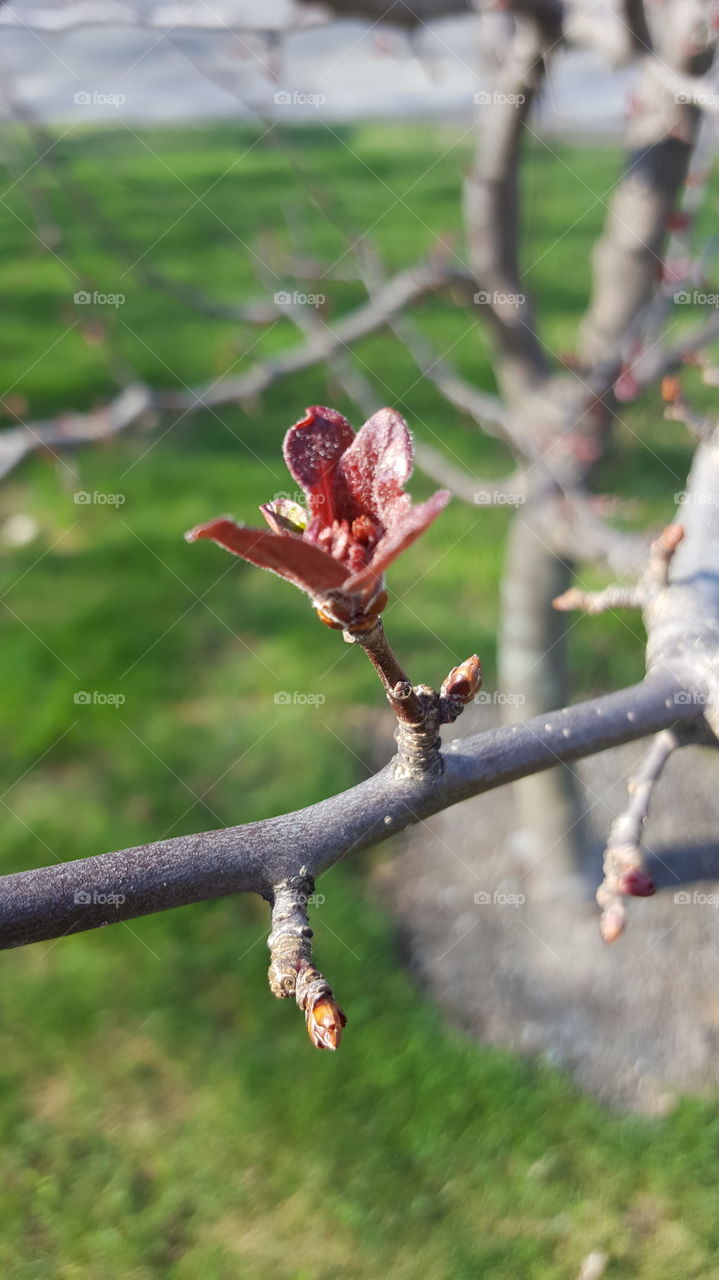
0;671;701;950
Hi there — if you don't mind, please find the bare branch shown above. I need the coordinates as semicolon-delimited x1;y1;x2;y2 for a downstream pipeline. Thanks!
550;494;652;577
553;522;684;613
0;671;703;951
464;16;553;399
163;260;453;412
0;262;451;483
356;243;510;439
578;0;717;372
267;868;346;1050
412;440;524;507
620;0;652;54
597;728;679;943
553;583;643;615
0;384;154;481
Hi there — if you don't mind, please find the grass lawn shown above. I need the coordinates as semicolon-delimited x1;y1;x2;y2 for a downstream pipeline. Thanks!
0;119;717;1278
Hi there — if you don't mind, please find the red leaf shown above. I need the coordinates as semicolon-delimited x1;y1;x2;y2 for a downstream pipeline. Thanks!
344;490;450;592
185;518;347;595
283;407;354;523
339;408;413;527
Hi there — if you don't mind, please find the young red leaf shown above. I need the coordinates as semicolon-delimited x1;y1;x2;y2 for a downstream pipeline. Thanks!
283;406;354;522
344;490;450;592
185;518;347;594
338;407;414;526
187;406;450;633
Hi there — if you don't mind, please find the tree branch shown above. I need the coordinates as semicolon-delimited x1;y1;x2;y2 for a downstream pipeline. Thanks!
578;0;717;373
160;260;454;410
0;261;450;483
0;672;702;951
597;728;679;943
464;15;553;400
0;384;155;481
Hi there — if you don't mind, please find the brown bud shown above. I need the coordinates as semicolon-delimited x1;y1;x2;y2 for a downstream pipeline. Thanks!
306;997;347;1051
315;606;345;630
441;654;482;703
661;375;682;404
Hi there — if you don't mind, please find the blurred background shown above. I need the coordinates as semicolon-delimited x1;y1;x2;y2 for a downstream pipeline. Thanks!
1;3;719;1278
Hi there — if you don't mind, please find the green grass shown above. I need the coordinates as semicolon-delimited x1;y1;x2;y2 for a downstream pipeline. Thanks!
0;120;717;1278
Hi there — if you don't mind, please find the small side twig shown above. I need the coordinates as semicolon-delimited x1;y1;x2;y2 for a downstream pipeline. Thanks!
350;620;425;726
267;869;346;1051
552;583;642;615
597;729;679;942
413;440;525;508
351;623;481;778
553;523;684;615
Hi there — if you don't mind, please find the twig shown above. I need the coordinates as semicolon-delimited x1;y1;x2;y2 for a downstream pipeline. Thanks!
357;241;509;441
553;523;684;614
163;261;453;412
413;441;524;507
597;729;679;942
0;672;703;951
0;384;154;481
350;620;425;727
552;583;643;615
267;869;346;1050
349;623;481;777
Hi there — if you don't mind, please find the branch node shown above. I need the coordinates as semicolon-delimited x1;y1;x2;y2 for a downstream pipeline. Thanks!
393;687;443;780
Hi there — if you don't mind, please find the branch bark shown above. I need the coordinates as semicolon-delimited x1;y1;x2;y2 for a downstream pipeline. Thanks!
0;672;700;950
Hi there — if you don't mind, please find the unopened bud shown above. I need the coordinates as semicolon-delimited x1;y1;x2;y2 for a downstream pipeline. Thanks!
620;868;655;898
306;997;347;1051
441;654;482;703
661;376;682;404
